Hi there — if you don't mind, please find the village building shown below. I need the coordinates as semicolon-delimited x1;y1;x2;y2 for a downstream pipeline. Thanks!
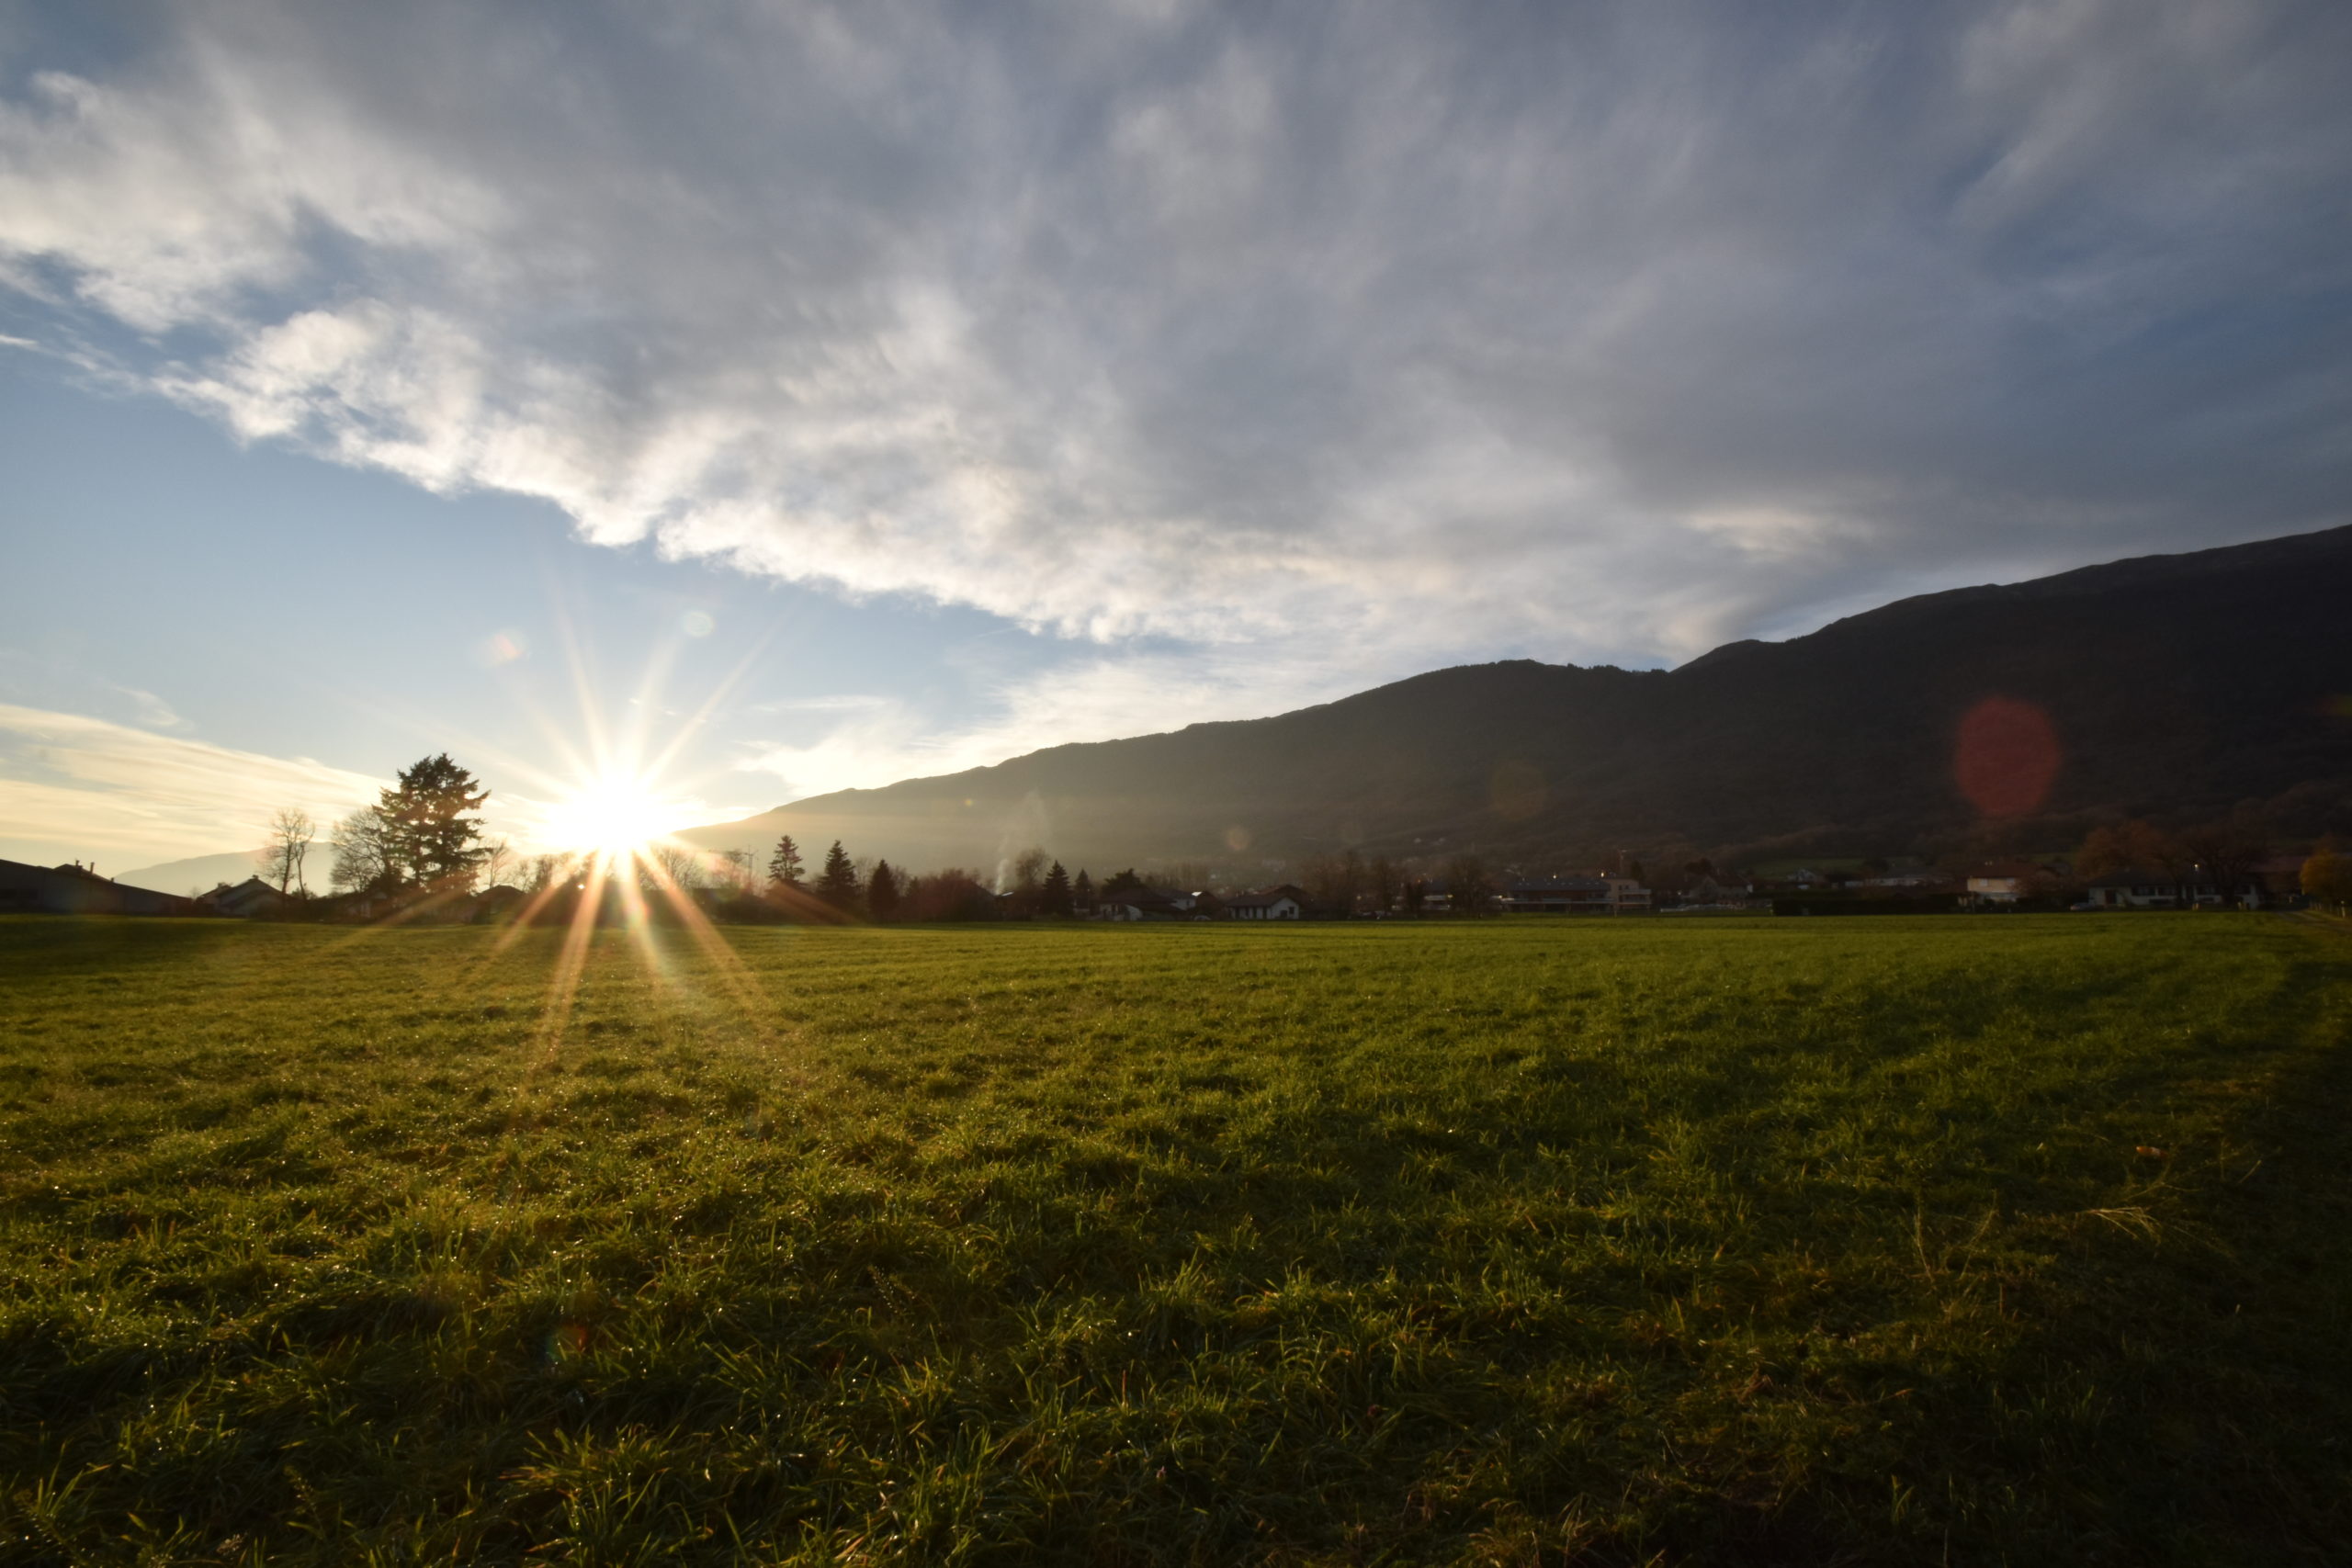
1668;874;1760;911
1499;874;1652;914
1095;885;1187;921
2082;870;2181;909
197;877;290;919
1964;862;2052;905
1225;885;1306;920
0;859;200;917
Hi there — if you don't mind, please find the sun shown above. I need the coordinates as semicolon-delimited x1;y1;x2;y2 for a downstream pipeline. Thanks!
540;773;681;862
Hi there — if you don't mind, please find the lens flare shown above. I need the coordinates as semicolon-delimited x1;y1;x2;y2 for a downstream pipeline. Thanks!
539;773;682;861
1954;695;2061;818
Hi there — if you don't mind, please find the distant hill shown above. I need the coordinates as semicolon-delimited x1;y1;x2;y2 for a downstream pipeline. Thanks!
115;848;268;897
695;524;2351;875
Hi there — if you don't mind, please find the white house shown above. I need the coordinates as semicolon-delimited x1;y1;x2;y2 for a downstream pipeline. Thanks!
2083;870;2180;909
1225;886;1305;920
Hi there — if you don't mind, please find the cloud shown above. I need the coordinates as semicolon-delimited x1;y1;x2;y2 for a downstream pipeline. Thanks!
0;702;382;865
2;0;2347;700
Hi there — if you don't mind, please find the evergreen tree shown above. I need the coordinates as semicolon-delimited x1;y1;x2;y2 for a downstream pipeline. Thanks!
767;833;805;890
1041;860;1072;917
1072;869;1093;910
380;754;490;892
816;840;860;909
868;859;900;920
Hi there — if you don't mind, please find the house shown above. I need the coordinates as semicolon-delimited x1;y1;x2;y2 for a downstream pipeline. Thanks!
1965;862;2052;905
2082;870;2181;909
1225;885;1306;920
0;859;199;917
1668;874;1760;912
1856;871;1945;889
1096;885;1187;921
197;877;290;919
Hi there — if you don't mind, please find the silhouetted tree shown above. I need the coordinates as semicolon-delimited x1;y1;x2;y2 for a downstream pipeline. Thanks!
1041;860;1072;917
648;843;706;894
329;805;396;893
2302;840;2350;914
381;754;491;892
1000;848;1048;915
1447;854;1495;915
816;840;860;910
1368;856;1397;915
2076;819;2177;880
767;834;805;891
2181;823;2263;908
1072;869;1094;911
868;860;900;920
899;868;994;921
262;807;315;897
1102;869;1143;895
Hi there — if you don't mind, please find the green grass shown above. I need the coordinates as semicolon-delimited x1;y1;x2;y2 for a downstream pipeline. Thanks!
3;914;2349;1565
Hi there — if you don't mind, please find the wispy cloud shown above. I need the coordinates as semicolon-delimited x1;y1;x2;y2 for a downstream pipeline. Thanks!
0;703;380;865
2;0;2346;723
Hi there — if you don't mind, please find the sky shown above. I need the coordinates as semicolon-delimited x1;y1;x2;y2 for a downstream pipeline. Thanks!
3;0;2348;874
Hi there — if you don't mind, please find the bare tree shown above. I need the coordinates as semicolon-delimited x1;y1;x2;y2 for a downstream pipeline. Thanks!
649;841;707;893
329;806;395;893
479;839;519;889
2181;822;2263;909
1446;854;1496;916
260;807;315;896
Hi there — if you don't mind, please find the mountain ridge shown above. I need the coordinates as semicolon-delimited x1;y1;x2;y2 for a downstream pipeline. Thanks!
685;523;2352;874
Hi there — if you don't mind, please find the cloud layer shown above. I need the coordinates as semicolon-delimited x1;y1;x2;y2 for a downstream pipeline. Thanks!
6;0;2348;708
0;702;380;865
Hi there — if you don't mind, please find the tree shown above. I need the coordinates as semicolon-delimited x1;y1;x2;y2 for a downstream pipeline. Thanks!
767;834;805;891
718;848;755;894
2302;840;2351;914
1004;847;1048;914
649;842;707;894
262;807;315;897
329;806;396;893
899;868;993;921
480;839;519;889
1072;869;1094;911
1041;860;1072;917
380;753;490;892
1447;854;1495;915
2180;822;2262;908
816;840;860;910
2076;820;2175;881
868;860;901;920
1368;856;1398;916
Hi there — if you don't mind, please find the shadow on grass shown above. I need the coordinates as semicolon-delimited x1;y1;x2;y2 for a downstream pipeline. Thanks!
1864;934;2352;1565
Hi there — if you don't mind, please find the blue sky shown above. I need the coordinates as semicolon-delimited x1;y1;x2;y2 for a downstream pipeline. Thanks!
3;0;2347;873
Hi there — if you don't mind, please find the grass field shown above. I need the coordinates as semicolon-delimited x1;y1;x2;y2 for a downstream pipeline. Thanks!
3;913;2350;1565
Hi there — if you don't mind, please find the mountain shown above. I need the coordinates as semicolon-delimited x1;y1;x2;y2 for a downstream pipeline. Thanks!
115;848;269;897
684;525;2352;875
